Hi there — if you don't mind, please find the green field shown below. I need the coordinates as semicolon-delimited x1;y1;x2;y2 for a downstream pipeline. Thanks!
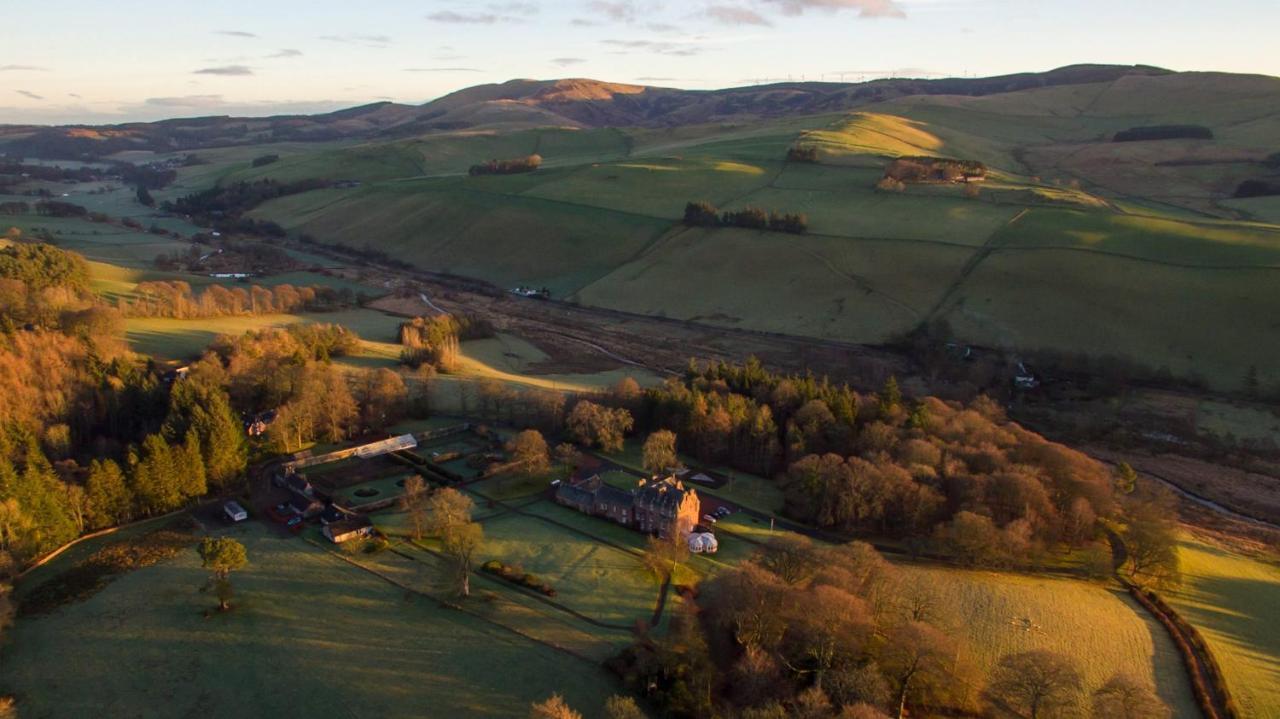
207;73;1280;391
0;523;622;719
897;564;1198;717
1166;535;1280;718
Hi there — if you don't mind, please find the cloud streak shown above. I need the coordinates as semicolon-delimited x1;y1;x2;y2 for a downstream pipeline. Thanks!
267;49;303;58
16;90;44;101
707;5;773;25
216;30;258;38
0;64;47;72
764;0;906;19
404;67;485;73
319;34;392;47
552;57;587;66
193;65;254;76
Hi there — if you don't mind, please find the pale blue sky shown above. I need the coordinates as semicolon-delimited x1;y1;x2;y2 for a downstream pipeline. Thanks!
3;0;1278;124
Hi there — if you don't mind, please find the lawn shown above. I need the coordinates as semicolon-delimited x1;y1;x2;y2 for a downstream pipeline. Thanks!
898;564;1199;718
0;522;624;719
1165;534;1280;719
475;511;662;628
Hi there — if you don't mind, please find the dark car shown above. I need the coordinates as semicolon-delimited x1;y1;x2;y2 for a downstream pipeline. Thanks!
285;515;305;533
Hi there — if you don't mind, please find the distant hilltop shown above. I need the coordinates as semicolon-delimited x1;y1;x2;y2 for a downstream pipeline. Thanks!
0;64;1189;158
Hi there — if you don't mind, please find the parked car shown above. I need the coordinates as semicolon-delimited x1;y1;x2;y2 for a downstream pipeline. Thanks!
222;501;248;523
702;514;718;524
713;506;732;518
266;504;295;524
285;515;305;533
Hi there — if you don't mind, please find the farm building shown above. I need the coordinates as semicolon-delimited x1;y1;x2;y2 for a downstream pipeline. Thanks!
323;515;374;544
555;475;701;539
288;493;324;519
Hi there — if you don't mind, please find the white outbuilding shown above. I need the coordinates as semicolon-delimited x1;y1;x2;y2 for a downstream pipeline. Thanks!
688;532;719;554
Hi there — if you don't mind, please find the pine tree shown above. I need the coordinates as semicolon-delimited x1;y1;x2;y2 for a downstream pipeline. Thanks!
16;435;76;550
85;458;132;529
167;382;246;490
177;430;208;500
133;434;182;514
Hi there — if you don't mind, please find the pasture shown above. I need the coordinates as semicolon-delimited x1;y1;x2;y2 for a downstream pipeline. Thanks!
216;81;1280;392
0;522;623;719
1165;534;1280;718
897;564;1199;718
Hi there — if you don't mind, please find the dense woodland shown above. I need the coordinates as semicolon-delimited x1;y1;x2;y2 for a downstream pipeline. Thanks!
164;178;331;236
397;314;493;372
0;242;426;571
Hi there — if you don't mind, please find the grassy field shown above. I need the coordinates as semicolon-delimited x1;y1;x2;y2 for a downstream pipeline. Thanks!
125;308;404;363
0;522;623;719
206;75;1280;391
898;564;1199;718
1165;534;1280;718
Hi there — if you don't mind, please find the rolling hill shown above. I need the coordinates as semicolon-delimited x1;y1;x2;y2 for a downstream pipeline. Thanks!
6;65;1280;392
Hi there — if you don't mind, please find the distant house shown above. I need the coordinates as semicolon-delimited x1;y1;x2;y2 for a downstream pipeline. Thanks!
246;409;278;437
555;474;701;539
324;515;374;543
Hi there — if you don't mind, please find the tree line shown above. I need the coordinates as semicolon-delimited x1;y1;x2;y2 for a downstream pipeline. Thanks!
882;157;987;185
683;201;808;234
468;154;542;176
118;280;358;319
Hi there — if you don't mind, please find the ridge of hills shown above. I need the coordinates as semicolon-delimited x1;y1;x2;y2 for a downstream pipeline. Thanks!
0;64;1186;156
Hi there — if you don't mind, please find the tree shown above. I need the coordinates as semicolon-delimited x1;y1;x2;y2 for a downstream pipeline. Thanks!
399;475;428;540
566;400;633;453
198;537;248;611
604;695;645;719
642;533;689;584
642;430;681;475
85;458;131;529
1124;492;1181;588
424;488;474;537
755;535;820;585
1091;673;1170;719
1115;462;1138;495
425;488;481;597
880;621;956;719
508;429;551;475
529;694;582;719
356;368;407;430
987;650;1082;719
879;376;902;415
441;521;483;597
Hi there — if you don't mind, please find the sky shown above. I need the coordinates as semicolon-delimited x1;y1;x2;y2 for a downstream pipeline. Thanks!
3;0;1279;125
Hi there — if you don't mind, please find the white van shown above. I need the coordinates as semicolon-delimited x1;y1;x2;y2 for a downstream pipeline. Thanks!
223;501;248;523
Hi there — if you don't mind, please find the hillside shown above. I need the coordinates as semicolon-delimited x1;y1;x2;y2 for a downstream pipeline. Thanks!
7;65;1280;392
1;64;1173;157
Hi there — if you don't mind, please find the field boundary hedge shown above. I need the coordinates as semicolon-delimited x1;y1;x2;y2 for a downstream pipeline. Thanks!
1125;580;1240;719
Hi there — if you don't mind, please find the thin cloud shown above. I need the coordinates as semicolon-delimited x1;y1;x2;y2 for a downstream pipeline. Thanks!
68;92;82;99
404;67;484;73
267;49;303;58
647;22;678;32
586;0;660;23
603;39;704;56
0;64;47;72
193;65;254;76
16;90;44;101
216;30;258;38
552;57;587;66
707;5;773;25
764;0;906;19
319;34;392;47
428;11;503;23
571;18;601;26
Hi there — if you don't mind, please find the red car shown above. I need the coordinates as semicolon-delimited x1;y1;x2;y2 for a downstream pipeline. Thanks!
266;504;295;524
